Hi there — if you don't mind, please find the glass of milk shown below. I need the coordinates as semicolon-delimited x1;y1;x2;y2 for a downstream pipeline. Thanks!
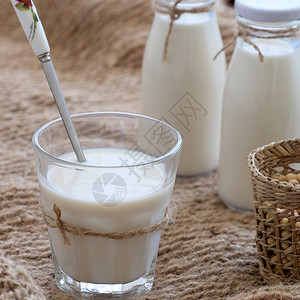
32;112;182;298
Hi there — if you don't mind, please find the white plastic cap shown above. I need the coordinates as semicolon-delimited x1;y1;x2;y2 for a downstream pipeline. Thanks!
235;0;300;22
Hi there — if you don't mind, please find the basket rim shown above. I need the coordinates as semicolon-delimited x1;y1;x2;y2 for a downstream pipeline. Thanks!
248;138;300;192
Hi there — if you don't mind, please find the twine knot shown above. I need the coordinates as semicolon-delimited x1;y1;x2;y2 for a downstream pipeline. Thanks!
162;0;182;61
160;0;214;61
53;204;71;246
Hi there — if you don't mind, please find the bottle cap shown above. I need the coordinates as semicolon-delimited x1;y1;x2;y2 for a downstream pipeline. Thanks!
235;0;300;22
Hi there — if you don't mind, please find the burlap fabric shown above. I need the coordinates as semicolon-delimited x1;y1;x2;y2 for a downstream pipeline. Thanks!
1;0;300;299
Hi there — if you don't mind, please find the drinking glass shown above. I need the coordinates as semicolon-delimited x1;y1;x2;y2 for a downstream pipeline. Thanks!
32;112;182;298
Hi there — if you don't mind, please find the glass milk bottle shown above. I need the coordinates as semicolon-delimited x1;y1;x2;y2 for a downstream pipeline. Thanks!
142;0;226;176
218;0;300;211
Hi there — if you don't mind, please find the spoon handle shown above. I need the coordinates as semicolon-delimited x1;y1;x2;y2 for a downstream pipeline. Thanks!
10;0;50;57
11;0;87;162
40;54;87;163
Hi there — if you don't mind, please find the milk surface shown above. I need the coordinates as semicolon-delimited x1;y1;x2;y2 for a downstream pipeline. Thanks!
39;148;174;284
142;11;226;176
218;39;300;211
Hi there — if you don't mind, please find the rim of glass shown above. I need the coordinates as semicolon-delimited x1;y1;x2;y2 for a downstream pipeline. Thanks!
32;111;182;169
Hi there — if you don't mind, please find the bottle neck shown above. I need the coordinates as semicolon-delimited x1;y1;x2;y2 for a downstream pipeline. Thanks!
235;16;300;61
237;16;300;40
214;15;300;61
154;0;215;17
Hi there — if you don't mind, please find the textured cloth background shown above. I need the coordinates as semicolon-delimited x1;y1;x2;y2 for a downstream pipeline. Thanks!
1;0;300;299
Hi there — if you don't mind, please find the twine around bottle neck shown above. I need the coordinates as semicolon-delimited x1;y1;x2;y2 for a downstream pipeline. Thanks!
214;21;300;62
155;0;215;61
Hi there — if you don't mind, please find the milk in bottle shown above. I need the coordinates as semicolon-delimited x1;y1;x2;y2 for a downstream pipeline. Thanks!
142;0;226;176
218;0;300;211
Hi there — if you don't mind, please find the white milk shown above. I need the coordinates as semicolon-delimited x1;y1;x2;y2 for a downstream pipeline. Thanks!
39;148;174;284
218;39;300;211
142;11;226;176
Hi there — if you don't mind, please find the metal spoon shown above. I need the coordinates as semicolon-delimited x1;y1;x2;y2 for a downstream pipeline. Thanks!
10;0;86;163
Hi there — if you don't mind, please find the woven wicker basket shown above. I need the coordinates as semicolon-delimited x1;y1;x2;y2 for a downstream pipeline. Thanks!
248;139;300;283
